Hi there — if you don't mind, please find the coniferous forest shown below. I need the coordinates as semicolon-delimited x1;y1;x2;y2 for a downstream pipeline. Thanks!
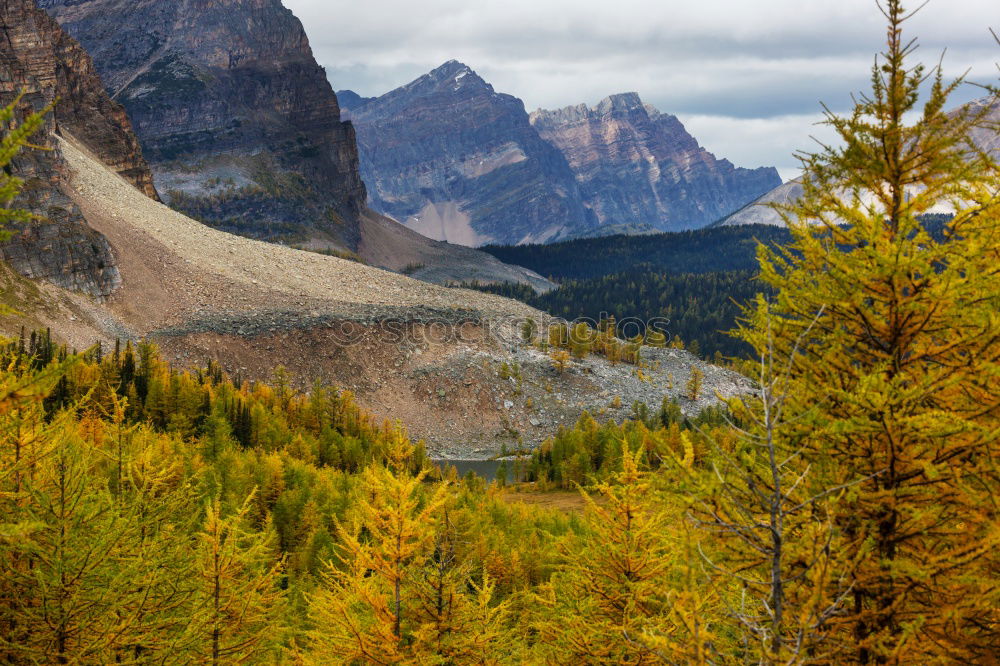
482;225;793;281
464;269;766;360
3;2;1000;664
468;219;956;361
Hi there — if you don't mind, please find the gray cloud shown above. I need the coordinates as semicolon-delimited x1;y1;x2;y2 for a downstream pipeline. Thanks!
285;0;998;174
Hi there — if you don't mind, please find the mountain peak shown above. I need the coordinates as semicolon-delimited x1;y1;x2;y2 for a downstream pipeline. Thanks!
595;92;646;115
409;60;491;94
433;59;472;76
336;89;374;114
531;93;654;127
336;61;593;246
531;91;782;231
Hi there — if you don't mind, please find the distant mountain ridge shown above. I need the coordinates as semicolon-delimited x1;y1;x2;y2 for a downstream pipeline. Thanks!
342;63;781;245
340;60;597;246
719;96;1000;227
530;93;782;232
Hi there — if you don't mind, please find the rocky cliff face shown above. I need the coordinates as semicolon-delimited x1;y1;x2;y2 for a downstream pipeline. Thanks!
340;61;596;246
530;93;782;232
0;0;158;298
39;0;369;248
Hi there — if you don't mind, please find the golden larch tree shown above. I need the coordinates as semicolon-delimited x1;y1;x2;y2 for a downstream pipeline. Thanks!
535;444;717;664
745;1;1000;661
306;434;447;663
188;494;286;664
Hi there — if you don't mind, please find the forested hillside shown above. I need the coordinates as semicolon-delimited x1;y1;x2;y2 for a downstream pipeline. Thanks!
472;214;955;362
483;224;793;280
0;331;748;662
466;270;766;360
474;225;791;360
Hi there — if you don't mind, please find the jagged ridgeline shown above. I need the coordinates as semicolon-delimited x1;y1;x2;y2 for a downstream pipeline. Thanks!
340;63;781;246
529;93;781;232
341;61;595;246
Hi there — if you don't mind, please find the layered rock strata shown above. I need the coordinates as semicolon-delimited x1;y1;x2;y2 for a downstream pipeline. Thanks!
40;0;368;248
340;61;596;246
1;0;158;297
530;93;782;231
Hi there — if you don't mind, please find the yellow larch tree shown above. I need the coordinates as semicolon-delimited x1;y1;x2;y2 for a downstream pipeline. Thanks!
743;1;1000;661
99;397;201;663
188;494;286;665
409;510;513;664
1;410;152;662
306;433;448;664
534;444;718;664
0;358;78;660
688;305;851;664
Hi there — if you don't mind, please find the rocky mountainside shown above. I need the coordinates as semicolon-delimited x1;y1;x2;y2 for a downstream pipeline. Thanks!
716;179;805;227
36;0;549;289
1;1;745;457
0;0;157;298
342;67;781;244
720;96;1000;227
4;134;746;456
340;61;597;246
530;93;782;232
38;0;369;248
967;96;1000;156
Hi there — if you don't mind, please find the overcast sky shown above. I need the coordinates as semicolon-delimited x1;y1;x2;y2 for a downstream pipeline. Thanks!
284;0;998;180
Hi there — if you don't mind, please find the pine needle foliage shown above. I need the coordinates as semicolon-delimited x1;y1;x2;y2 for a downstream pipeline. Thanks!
306;436;448;663
535;444;718;664
741;2;1000;661
689;307;851;663
188;494;286;664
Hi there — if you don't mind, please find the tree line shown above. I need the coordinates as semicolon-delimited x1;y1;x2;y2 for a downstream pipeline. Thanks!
482;225;793;281
464;269;765;360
